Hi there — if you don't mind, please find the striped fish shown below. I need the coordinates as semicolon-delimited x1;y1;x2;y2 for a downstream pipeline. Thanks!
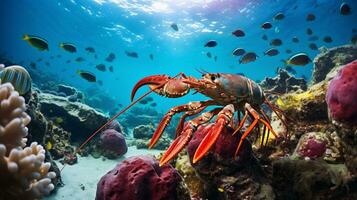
0;65;32;95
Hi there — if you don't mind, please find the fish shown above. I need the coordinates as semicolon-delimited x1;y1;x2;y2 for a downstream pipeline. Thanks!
309;43;318;50
351;35;357;45
75;57;85;62
306;14;315;21
77;70;96;82
285;53;312;66
235;73;245;76
139;99;148;104
170;23;179;31
262;34;268;40
0;65;32;95
270;38;282;46
54;117;63;124
323;36;333;43
232;48;245;56
125;51;138;58
292;37;299;43
109;66;113;72
264;48;279;56
239;52;258;64
66;60;71;63
306;28;313;35
214;56;217;62
106;53;116;62
60;43;77;53
308;35;319;41
232;29;245;37
22;34;49;51
57;54;61;58
150;102;157;107
50;56;54;59
285;49;292;54
94;54;98;59
204;40;217;47
30;62;36;69
146;96;153;102
340;2;351;15
206;52;212;58
98;80;103;86
352;29;357;34
274;12;285;20
261;22;272;29
46;141;52;150
37;58;43;62
96;64;106;72
150;54;154;60
85;47;95;53
45;62;50;66
218;188;224;193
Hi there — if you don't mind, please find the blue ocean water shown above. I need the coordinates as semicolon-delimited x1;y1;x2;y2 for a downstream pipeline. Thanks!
0;0;356;112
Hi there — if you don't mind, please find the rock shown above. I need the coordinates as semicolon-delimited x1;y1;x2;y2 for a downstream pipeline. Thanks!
275;80;328;122
95;155;190;200
100;129;127;159
133;124;155;139
38;93;109;142
273;159;352;200
326;60;357;126
175;152;206;199
293;132;328;160
312;45;357;84
186;124;274;199
260;69;307;93
57;84;77;96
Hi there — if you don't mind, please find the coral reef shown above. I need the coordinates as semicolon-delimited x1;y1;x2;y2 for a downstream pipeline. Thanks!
95;155;190;200
326;60;357;126
99;129;127;159
273;159;353;200
312;45;357;84
131;124;171;150
292;132;328;160
186;124;274;199
0;83;56;199
38;92;109;142
175;152;205;199
260;68;307;93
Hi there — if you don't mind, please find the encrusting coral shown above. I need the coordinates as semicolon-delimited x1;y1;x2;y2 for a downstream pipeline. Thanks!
0;82;55;200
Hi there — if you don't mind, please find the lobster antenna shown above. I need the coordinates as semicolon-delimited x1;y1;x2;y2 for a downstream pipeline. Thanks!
60;73;182;172
195;68;205;75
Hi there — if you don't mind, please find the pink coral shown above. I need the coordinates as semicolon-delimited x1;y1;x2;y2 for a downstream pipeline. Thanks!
96;155;189;200
294;132;327;159
326;60;357;125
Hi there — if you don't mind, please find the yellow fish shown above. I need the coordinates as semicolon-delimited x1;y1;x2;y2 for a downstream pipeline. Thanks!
218;187;224;192
55;117;63;124
23;34;49;51
46;141;53;150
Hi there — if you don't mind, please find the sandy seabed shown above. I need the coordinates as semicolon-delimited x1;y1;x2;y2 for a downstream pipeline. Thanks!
45;146;163;200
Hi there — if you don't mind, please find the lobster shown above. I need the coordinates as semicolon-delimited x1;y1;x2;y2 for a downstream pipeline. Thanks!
131;72;288;166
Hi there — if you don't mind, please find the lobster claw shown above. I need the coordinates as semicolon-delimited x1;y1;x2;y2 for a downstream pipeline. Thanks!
131;74;191;101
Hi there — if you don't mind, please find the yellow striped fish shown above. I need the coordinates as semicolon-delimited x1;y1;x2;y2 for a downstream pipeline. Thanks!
0;65;32;95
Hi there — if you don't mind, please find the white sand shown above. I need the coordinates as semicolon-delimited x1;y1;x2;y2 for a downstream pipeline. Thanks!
44;146;163;200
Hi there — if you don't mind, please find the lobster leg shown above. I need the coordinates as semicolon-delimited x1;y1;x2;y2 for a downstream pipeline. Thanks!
232;110;248;136
159;108;222;166
149;100;216;149
234;103;277;157
175;106;207;138
193;104;235;163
